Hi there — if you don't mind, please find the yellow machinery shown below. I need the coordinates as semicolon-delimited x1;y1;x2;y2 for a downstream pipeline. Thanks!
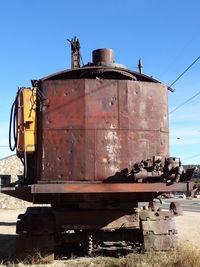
9;87;37;157
17;88;37;154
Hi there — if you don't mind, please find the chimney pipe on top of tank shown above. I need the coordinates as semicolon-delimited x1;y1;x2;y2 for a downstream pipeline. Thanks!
67;36;80;69
92;48;114;64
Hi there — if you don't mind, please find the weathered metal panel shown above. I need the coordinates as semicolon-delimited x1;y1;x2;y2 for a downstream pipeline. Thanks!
85;79;119;129
2;181;194;204
95;130;168;179
40;79;93;180
38;79;169;182
31;182;191;194
53;209;138;230
42;79;86;129
41;129;95;180
119;81;169;131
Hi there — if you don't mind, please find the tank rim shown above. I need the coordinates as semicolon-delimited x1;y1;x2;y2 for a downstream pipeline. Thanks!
40;65;161;84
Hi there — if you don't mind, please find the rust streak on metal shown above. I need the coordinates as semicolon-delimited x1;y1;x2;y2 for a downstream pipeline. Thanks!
37;79;169;182
31;182;193;194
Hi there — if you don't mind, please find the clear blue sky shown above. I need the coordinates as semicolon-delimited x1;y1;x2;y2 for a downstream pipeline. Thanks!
0;0;200;164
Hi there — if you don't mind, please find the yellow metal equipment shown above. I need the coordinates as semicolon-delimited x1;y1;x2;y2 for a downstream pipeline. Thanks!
17;88;37;154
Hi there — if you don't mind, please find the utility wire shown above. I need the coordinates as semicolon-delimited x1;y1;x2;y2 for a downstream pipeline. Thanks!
159;33;198;79
169;89;200;114
169;55;200;87
183;153;200;161
169;55;200;114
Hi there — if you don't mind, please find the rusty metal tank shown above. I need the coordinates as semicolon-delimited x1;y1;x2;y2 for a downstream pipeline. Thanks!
35;47;169;183
5;40;195;262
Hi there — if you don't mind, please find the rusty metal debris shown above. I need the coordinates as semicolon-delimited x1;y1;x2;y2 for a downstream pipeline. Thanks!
131;156;192;183
105;156;194;183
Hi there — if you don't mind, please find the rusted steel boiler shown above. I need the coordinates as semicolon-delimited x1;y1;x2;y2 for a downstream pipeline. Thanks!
4;37;195;262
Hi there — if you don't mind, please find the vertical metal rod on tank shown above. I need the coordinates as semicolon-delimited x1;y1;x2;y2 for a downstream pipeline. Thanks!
138;58;143;74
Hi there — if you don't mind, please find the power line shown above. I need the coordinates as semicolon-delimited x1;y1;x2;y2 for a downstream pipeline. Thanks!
169;89;200;114
169;55;200;88
168;55;200;114
183;153;200;161
159;33;198;79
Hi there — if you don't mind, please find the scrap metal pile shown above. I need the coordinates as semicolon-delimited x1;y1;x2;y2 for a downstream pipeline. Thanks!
106;156;194;183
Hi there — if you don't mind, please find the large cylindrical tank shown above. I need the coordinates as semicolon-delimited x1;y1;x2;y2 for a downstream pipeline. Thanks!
35;50;169;182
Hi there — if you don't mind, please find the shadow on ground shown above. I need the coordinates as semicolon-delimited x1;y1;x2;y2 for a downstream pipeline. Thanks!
0;234;16;260
0;222;16;226
0;234;139;264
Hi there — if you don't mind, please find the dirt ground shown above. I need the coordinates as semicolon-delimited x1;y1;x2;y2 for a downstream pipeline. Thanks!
0;209;199;262
175;211;200;249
